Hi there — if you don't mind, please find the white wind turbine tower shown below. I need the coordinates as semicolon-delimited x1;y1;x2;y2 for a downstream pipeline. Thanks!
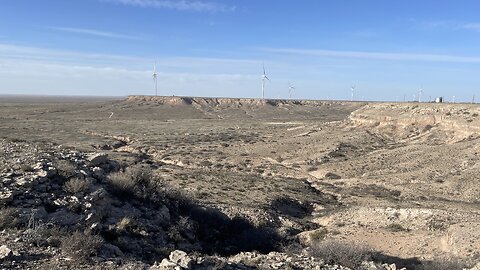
351;85;356;101
153;63;158;96
261;64;270;99
418;87;423;103
288;81;295;99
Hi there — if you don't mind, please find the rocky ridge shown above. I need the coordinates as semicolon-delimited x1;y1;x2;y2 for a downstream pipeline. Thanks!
349;103;480;143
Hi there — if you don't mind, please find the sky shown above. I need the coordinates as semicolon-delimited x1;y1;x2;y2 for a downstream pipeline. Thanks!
1;0;480;101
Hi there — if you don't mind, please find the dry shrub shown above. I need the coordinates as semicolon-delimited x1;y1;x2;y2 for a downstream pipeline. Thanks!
61;231;103;261
23;212;64;247
421;257;469;270
20;164;34;172
64;178;90;194
108;165;153;194
0;207;22;229
55;160;76;178
116;217;134;232
24;224;64;248
107;165;176;203
309;240;374;269
385;223;409;232
310;227;328;241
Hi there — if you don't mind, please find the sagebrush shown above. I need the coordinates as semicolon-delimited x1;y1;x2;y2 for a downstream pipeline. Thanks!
309;240;374;268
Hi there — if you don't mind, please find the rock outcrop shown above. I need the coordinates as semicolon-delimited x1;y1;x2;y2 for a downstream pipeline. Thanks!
349;103;480;143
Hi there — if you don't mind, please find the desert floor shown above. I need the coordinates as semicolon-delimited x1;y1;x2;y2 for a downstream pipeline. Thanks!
1;95;479;268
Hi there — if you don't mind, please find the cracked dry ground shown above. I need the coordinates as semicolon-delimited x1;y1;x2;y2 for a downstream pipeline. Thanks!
1;96;479;267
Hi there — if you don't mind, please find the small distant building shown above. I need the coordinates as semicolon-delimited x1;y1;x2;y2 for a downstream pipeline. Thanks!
435;97;443;103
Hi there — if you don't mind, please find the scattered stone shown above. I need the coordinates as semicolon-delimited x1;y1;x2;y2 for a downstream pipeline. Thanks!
15;177;29;186
150;258;181;270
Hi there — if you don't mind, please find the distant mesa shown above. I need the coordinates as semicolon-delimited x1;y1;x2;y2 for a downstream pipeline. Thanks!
125;95;352;108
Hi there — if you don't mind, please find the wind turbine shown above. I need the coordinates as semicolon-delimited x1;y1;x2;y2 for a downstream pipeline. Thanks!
418;87;423;103
153;63;158;96
261;64;270;99
153;64;158;96
351;85;356;101
288;81;295;99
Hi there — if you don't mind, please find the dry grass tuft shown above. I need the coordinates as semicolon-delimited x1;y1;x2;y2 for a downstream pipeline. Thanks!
385;223;409;232
310;227;328;241
61;231;103;261
421;257;469;270
64;178;91;194
0;207;22;229
55;160;76;178
309;240;374;269
108;165;153;195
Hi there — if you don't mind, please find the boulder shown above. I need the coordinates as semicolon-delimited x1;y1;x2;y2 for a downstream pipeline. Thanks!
36;167;57;178
324;172;341;180
48;209;82;226
15;177;29;186
92;167;106;180
0;189;13;204
100;243;124;258
87;153;108;166
169;250;193;269
0;245;12;260
88;187;107;202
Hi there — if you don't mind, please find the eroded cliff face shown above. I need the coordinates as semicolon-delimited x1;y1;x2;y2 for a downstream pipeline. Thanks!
124;95;365;121
349;103;480;143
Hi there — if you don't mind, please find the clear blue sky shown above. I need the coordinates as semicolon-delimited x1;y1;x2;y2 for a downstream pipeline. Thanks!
2;0;480;101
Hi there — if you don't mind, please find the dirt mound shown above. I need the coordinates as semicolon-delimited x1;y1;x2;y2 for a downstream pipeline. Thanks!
349;103;480;143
